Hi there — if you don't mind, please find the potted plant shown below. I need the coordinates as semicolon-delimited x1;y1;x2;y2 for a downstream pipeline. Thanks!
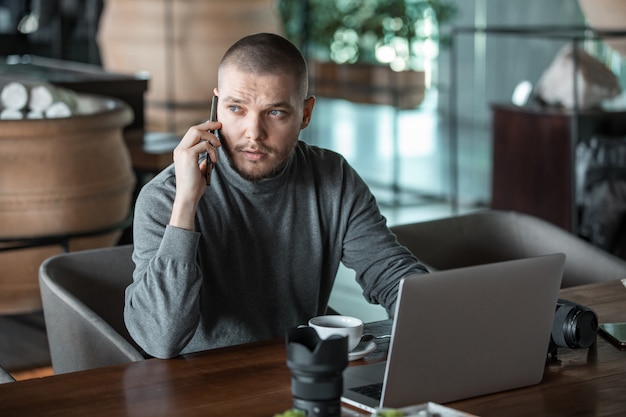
278;0;457;109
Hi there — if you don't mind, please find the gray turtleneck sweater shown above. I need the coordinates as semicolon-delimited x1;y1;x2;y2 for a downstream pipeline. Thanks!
125;141;426;358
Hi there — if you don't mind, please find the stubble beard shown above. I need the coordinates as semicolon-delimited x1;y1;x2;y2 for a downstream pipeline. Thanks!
222;139;297;183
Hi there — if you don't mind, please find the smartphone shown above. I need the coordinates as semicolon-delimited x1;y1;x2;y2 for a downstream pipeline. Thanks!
205;95;219;185
598;322;626;348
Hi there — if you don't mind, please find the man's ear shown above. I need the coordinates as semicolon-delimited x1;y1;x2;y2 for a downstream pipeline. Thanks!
213;87;219;97
301;95;316;129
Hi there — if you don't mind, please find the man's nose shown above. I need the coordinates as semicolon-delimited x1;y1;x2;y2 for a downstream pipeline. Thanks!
244;114;266;141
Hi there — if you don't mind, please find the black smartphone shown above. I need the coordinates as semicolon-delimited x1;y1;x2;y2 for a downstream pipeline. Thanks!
598;322;626;348
205;95;218;186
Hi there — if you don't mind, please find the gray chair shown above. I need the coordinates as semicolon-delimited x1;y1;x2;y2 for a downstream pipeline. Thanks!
391;209;626;288
39;245;146;374
0;364;15;383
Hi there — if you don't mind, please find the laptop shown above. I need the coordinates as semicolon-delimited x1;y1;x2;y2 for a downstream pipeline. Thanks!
342;253;565;413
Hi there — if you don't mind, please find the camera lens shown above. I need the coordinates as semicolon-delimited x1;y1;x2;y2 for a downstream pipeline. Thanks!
551;299;598;351
286;327;348;417
562;307;598;348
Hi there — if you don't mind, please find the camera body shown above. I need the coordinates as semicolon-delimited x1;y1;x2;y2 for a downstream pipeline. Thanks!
549;299;598;356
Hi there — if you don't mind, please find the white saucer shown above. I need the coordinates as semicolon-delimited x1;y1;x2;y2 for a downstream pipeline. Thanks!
348;340;376;361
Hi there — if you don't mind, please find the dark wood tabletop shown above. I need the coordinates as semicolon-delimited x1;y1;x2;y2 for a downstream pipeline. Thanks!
1;279;625;417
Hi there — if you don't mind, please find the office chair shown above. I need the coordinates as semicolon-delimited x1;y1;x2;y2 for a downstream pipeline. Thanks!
391;209;626;288
39;245;146;374
0;363;15;383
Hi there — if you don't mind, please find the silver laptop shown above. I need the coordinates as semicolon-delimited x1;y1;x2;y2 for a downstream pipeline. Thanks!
342;253;565;413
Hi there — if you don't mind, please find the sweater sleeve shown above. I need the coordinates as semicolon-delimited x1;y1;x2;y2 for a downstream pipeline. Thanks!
339;164;428;317
124;177;203;358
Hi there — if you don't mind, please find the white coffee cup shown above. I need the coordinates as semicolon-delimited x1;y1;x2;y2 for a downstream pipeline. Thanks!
308;315;364;351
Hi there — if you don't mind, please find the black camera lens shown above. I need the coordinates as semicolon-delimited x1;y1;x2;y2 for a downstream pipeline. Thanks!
550;299;598;354
286;327;348;417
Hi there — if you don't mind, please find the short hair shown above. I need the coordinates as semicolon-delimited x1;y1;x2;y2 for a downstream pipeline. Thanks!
219;33;308;99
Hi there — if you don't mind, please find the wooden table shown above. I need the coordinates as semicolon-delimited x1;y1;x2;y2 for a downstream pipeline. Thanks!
1;280;625;416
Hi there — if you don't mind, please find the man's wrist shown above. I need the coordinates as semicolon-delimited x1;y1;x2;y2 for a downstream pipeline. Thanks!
169;198;198;230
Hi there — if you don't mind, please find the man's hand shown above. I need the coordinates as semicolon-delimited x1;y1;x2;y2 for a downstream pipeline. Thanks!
169;120;222;230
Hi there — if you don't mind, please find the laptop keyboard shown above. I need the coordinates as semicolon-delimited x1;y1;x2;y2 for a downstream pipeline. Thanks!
350;382;383;401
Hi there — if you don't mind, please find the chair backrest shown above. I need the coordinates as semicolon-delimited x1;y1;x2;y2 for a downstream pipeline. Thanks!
391;210;626;288
39;245;146;374
0;364;15;384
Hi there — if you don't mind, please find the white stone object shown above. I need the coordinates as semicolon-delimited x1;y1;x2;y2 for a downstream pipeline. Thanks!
45;102;73;118
29;84;55;112
1;82;29;110
0;108;24;120
535;44;621;110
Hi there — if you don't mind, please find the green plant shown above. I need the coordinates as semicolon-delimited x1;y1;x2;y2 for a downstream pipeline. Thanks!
273;408;306;417
278;0;457;70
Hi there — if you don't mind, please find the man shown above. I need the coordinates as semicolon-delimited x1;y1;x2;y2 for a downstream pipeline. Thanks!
126;33;427;359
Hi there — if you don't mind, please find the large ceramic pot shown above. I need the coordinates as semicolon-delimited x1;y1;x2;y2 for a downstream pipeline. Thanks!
0;94;136;313
98;0;283;134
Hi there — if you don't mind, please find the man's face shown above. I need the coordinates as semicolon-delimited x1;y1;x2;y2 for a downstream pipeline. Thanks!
215;65;315;182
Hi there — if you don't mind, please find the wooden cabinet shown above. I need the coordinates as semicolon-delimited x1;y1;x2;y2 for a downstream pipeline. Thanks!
490;104;626;231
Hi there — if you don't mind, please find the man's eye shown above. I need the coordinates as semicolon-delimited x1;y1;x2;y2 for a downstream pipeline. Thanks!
228;105;241;113
270;109;285;116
